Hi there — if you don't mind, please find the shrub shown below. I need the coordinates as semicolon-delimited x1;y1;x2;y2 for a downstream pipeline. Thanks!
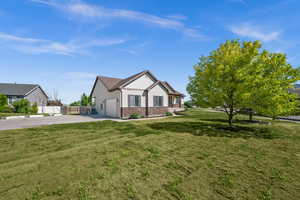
0;105;14;113
129;113;142;119
165;112;173;116
0;94;8;108
184;101;193;108
13;99;31;113
31;103;38;114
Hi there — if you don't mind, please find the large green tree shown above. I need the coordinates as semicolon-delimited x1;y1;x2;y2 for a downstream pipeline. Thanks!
244;52;300;119
187;40;300;126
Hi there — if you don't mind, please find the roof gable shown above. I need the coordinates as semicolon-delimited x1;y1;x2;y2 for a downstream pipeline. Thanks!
90;70;184;97
124;73;155;89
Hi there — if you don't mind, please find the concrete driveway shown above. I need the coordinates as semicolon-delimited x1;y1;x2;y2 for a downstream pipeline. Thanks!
0;115;122;131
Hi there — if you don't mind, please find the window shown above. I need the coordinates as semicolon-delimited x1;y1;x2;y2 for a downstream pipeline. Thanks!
100;103;104;110
92;97;96;106
153;96;163;107
175;97;180;104
128;95;141;107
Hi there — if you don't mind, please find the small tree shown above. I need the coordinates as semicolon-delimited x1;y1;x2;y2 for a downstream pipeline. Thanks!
0;94;8;109
13;99;31;113
187;40;300;125
187;40;262;126
31;103;38;114
80;93;91;106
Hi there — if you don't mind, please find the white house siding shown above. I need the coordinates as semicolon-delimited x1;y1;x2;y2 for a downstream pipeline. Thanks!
91;79;121;117
125;74;154;90
148;84;168;107
25;87;48;106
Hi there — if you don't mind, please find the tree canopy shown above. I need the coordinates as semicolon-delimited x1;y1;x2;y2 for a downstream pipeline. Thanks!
187;40;300;126
69;93;91;106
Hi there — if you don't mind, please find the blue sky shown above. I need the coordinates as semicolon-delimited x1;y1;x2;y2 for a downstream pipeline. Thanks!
0;0;299;103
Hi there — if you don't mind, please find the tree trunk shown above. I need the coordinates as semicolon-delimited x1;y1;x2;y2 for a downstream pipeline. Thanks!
228;107;234;127
249;109;253;122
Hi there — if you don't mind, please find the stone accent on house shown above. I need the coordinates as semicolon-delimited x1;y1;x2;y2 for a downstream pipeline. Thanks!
171;103;182;108
121;107;168;118
121;107;146;118
148;107;168;116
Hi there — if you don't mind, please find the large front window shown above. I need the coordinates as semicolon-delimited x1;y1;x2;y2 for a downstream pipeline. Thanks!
128;95;141;107
153;96;163;107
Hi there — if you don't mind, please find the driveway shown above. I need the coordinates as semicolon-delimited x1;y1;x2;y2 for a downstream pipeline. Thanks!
0;115;122;131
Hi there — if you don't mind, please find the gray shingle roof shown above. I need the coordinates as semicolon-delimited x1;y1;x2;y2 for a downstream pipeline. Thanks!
0;83;39;96
98;76;123;90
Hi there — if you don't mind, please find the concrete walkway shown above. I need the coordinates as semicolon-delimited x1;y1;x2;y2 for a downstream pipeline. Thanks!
0;115;170;131
0;115;121;131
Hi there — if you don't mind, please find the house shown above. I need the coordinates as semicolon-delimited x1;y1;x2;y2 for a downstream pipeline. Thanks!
90;70;185;118
0;83;48;106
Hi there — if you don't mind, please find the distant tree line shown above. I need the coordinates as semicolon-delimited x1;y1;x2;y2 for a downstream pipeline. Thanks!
69;93;92;106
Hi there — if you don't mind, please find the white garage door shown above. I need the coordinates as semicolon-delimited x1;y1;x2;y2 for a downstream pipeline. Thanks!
106;98;117;117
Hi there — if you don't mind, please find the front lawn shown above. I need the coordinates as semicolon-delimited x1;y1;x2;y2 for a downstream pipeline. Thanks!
0;109;299;199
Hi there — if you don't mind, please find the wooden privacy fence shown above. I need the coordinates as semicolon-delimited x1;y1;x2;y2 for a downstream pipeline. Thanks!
61;106;93;115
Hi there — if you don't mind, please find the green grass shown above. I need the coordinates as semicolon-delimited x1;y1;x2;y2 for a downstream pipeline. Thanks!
0;113;28;117
0;108;299;200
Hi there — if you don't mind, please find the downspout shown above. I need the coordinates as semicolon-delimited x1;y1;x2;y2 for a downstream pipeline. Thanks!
120;89;123;118
145;90;149;117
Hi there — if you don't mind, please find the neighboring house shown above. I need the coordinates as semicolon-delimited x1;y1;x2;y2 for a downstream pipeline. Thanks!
0;83;48;106
290;88;300;100
90;70;185;118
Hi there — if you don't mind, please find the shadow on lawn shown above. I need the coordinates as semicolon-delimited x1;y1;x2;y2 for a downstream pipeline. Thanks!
200;118;271;125
148;121;280;139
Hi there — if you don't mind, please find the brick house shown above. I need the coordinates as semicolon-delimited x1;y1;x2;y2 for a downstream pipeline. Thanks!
90;70;185;118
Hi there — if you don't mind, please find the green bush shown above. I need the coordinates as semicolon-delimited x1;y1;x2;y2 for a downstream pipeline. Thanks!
165;112;173;116
184;101;193;108
129;113;142;119
0;94;8;108
0;105;14;113
13;99;31;113
31;103;38;114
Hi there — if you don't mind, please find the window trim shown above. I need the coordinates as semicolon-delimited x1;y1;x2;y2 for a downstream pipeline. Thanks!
128;95;141;107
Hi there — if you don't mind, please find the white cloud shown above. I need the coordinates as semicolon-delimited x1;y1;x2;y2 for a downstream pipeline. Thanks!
0;32;48;43
166;14;187;21
0;32;126;55
229;23;281;42
30;0;206;39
